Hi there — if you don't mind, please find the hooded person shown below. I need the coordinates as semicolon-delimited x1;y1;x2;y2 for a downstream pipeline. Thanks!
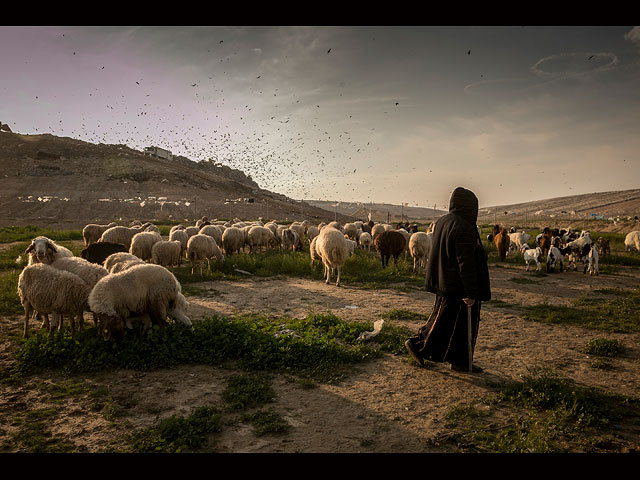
404;187;491;373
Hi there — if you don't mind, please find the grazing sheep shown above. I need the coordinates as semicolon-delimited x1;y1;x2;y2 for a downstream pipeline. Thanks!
343;223;357;241
309;235;322;266
546;246;564;273
345;237;357;256
24;236;74;266
306;225;320;242
18;263;90;337
103;252;145;274
359;231;373;252
169;228;188;265
151;240;183;268
88;263;192;340
584;243;599;276
281;228;303;252
624;231;640;252
99;223;151;250
82;222;117;246
49;256;109;331
289;223;305;243
184;226;200;239
520;244;542;272
187;233;224;275
315;227;349;286
371;223;386;241
248;226;274;253
494;228;510;261
408;231;432;273
199;224;223;247
396;228;411;256
80;241;128;265
130;231;162;262
374;230;407;268
221;226;245;256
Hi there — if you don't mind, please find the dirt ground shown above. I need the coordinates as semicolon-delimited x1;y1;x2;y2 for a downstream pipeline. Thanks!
1;262;640;453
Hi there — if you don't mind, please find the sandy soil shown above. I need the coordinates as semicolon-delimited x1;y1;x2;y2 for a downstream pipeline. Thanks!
1;263;640;453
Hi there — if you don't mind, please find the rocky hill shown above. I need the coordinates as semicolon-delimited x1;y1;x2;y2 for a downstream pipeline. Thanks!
0;132;354;229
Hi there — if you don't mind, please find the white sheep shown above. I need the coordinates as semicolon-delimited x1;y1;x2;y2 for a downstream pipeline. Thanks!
49;256;109;331
345;237;357;256
88;263;192;340
103;252;145;274
520;244;542;272
248;225;274;253
358;231;373;252
281;228;302;251
169;228;188;264
130;230;162;262
151;240;183;268
306;225;320;242
184;226;200;239
371;223;386;241
408;231;432;273
624;231;640;252
23;236;74;266
343;223;357;241
315;227;349;286
82;222;117;246
99;223;151;250
309;235;322;266
187;233;224;275
199;224;223;247
289;223;305;242
18;263;90;337
221;226;245;256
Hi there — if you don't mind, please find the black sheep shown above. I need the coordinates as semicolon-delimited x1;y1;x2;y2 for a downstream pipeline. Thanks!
374;230;407;268
80;242;128;265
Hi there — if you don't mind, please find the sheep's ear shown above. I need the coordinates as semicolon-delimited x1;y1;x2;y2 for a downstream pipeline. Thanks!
47;242;58;253
24;243;35;254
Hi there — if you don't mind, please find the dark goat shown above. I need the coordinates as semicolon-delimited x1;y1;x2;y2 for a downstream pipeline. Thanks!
597;237;610;256
80;242;128;265
374;230;407;268
494;227;510;261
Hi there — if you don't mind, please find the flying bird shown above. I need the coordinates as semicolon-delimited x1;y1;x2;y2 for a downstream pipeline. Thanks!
327;48;331;54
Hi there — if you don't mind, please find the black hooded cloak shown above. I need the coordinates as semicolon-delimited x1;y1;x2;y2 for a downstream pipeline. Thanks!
407;187;491;368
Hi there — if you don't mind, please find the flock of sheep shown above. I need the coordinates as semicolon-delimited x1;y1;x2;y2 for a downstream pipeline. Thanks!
15;213;640;341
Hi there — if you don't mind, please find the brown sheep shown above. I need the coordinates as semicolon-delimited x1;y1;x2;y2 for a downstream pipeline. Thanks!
374;230;407;268
494;227;510;261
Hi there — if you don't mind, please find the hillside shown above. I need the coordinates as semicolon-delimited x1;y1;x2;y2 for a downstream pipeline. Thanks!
0;132;354;229
309;189;640;233
306;200;448;224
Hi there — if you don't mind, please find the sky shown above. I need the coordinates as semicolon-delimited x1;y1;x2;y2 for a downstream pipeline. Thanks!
1;25;639;210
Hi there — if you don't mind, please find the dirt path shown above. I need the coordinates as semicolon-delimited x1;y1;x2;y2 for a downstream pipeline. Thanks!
1;264;639;452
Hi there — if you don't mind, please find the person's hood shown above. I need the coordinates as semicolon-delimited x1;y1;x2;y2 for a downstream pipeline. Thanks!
449;187;479;226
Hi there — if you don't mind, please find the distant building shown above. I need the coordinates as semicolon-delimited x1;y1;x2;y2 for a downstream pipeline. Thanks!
143;146;173;160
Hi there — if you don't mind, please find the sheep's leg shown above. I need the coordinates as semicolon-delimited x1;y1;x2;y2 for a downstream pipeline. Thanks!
23;303;32;338
336;265;341;286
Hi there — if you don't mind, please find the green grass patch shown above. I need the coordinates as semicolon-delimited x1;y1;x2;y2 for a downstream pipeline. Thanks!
0;225;83;243
442;368;640;453
222;373;276;411
0;270;22;315
522;291;640;332
241;408;291;436
10;313;408;384
131;405;223;453
583;338;625;357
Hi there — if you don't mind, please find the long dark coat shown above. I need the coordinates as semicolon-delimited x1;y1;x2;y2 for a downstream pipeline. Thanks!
408;187;491;368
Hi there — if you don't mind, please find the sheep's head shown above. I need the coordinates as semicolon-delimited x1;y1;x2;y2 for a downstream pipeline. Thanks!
24;236;57;263
98;314;126;341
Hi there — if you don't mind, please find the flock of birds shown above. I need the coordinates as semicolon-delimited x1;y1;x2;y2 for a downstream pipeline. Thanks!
19;30;451;210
